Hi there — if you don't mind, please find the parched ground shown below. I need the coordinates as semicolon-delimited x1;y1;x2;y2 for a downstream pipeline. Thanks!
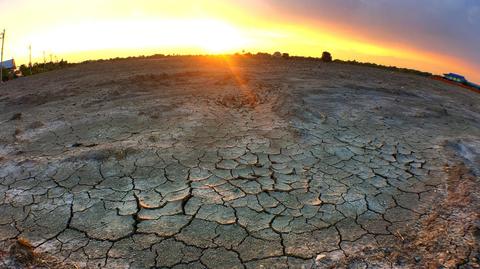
0;56;479;268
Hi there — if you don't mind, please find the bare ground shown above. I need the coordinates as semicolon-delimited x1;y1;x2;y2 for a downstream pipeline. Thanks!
0;56;479;268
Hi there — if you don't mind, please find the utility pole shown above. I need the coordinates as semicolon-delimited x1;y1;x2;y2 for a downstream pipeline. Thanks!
29;45;32;66
0;29;5;83
29;44;32;74
43;51;47;69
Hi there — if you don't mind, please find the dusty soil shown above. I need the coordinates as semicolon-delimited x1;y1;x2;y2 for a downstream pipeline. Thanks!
0;56;479;268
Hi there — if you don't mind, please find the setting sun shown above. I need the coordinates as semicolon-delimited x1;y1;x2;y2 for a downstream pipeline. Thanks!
193;20;248;53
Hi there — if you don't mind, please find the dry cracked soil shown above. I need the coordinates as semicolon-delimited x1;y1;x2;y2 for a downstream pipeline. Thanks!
0;56;479;269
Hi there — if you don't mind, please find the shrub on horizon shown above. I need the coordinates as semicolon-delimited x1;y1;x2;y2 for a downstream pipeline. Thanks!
321;51;333;62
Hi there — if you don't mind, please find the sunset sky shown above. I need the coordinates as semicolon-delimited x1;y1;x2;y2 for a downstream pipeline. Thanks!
1;0;479;82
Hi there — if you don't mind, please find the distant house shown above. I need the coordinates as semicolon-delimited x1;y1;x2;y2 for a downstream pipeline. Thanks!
1;59;16;70
1;59;17;81
444;73;467;84
434;73;480;94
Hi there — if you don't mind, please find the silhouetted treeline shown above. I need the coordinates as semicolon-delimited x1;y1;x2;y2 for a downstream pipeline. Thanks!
332;59;432;77
19;60;71;77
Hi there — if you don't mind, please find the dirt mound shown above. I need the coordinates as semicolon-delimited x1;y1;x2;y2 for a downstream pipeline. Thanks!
217;91;260;108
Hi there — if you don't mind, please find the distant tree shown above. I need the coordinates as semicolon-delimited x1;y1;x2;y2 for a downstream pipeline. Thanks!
282;53;290;59
58;59;68;67
19;64;32;76
150;54;165;59
321;51;333;62
256;52;271;58
1;68;8;81
273;51;282;58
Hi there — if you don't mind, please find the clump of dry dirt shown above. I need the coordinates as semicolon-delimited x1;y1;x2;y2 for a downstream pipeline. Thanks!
0;238;77;269
9;113;22;121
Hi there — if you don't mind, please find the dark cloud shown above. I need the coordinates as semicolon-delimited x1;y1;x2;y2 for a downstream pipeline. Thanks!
260;0;480;66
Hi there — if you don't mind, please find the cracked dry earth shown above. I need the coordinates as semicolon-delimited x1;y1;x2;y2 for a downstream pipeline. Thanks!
0;56;479;269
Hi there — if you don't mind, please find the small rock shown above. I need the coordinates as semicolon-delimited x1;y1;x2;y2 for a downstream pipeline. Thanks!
315;254;326;261
71;142;83;148
396;256;407;266
347;259;367;269
10;113;22;121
